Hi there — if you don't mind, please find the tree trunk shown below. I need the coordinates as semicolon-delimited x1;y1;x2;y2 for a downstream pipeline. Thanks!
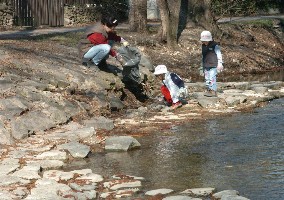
156;0;168;43
188;0;221;37
157;0;181;49
129;0;147;32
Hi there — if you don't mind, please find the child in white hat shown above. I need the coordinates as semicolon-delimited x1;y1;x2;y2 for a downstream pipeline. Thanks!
200;30;223;97
154;65;188;109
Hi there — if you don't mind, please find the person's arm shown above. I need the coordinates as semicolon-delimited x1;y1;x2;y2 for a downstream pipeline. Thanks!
215;45;223;64
108;32;122;42
215;45;224;72
108;32;129;46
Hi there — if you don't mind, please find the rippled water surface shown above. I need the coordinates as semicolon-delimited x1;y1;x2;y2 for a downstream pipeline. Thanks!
65;98;284;200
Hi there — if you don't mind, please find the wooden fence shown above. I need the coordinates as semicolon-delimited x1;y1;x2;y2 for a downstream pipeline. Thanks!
11;0;93;27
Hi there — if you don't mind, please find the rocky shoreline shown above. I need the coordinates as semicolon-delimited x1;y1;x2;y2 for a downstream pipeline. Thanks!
0;74;283;199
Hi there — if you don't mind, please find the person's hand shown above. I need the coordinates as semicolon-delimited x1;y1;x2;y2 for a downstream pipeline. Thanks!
217;63;223;73
122;41;129;47
121;37;129;47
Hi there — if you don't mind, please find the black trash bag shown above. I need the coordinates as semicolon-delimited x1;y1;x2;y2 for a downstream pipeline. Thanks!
117;46;142;84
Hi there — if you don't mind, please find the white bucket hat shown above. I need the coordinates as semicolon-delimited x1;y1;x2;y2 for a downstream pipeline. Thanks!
200;30;213;41
154;65;168;75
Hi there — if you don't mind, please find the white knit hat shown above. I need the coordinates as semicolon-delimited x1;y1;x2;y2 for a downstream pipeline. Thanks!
154;65;168;75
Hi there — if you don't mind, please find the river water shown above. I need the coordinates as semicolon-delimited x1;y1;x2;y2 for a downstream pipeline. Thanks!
65;98;284;200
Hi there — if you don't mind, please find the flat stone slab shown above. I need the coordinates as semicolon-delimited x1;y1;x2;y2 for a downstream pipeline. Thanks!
11;165;41;180
27;160;65;169
105;136;141;151
163;195;202;200
213;190;239;199
0;164;20;176
0;175;29;186
57;141;90;158
145;188;174;196
104;180;142;190
36;150;67;160
181;187;216;197
76;173;104;183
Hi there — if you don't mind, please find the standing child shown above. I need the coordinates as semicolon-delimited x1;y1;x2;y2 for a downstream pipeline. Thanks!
199;30;223;97
154;65;188;110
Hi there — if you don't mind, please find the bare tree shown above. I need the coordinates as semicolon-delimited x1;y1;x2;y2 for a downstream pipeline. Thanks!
157;0;181;49
128;0;147;32
188;0;220;36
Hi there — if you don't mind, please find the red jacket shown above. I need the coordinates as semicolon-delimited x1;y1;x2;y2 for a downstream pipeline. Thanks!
78;22;122;58
87;25;121;57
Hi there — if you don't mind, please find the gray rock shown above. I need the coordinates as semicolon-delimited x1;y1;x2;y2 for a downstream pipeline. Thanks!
221;195;250;200
0;163;20;176
163;196;201;200
69;182;97;191
104;179;142;190
11;164;41;180
43;170;74;181
36;150;67;160
213;190;239;199
197;95;219;108
0;190;18;200
145;188;174;196
25;178;72;200
76;173;104;183
105;136;141;151
11;187;29;198
71;169;93;175
221;95;247;106
10;111;56;140
28;160;65;170
181;187;216;197
57;141;90;158
251;86;268;93
0;175;29;186
109;95;125;110
84;116;114;131
72;127;96;139
0;118;14;145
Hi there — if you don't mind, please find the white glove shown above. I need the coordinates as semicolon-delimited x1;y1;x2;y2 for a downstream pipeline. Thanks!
217;63;224;73
121;37;129;47
178;87;189;99
122;41;129;47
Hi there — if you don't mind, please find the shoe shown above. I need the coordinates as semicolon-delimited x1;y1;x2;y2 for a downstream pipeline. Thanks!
82;61;97;68
171;101;182;110
98;59;108;69
204;90;217;97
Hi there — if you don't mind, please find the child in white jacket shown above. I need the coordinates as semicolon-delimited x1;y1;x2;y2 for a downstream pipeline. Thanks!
154;65;187;109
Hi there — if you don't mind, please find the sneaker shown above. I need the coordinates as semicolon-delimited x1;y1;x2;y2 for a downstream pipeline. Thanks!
204;90;217;97
171;101;182;110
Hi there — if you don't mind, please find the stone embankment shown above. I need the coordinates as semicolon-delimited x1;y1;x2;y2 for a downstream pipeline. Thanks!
1;36;283;199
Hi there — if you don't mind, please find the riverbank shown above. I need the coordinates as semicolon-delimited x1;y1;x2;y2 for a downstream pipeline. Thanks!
0;77;283;199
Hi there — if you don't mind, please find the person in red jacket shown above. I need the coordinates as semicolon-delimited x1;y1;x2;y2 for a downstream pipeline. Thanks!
78;16;128;68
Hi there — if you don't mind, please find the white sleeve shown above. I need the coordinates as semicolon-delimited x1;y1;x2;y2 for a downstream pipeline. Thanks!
214;45;223;64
